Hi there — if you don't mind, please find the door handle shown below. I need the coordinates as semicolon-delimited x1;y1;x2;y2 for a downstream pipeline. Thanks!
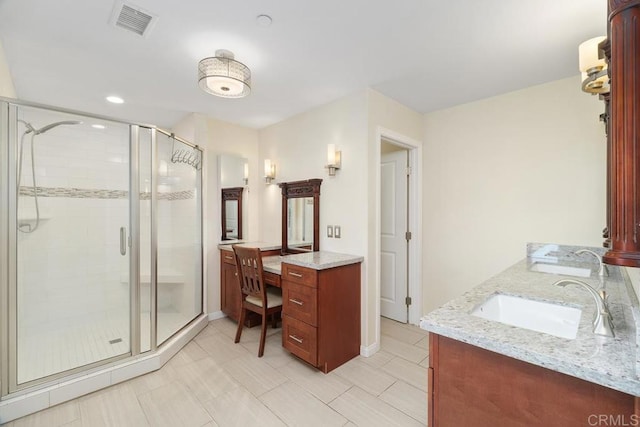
120;227;127;256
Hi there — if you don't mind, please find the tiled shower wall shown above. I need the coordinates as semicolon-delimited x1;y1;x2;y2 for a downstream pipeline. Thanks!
15;118;201;338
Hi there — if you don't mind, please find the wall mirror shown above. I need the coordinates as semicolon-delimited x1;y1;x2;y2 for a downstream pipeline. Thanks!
279;179;322;254
219;154;248;241
221;187;243;240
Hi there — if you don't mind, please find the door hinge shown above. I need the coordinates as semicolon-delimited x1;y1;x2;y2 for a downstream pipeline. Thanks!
405;231;412;241
405;296;412;306
405;166;412;176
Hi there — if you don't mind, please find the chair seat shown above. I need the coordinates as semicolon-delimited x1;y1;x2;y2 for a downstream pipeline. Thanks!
246;287;283;308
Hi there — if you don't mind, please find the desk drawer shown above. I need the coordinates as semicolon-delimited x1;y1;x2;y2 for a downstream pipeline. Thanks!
283;314;317;366
264;271;281;288
283;280;317;326
282;263;317;287
221;252;236;265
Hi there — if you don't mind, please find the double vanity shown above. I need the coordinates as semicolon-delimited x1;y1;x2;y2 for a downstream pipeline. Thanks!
421;243;640;426
219;243;363;373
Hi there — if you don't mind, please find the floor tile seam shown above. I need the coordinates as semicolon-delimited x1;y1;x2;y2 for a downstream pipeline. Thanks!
138;380;214;426
331;384;420;426
325;383;357;406
381;331;425;346
377;386;429;426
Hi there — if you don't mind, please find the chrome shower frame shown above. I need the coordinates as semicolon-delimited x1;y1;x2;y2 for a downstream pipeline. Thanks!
0;96;204;400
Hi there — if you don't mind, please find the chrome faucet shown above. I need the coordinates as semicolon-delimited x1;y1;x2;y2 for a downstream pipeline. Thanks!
554;279;614;337
575;249;607;277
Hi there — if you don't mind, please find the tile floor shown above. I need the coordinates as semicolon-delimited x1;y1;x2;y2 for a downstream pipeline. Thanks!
3;316;429;427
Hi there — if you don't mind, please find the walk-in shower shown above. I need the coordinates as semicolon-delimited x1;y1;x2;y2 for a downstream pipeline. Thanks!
0;99;205;420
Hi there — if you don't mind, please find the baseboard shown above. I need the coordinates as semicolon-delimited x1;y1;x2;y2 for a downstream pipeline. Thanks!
208;311;226;321
360;341;380;357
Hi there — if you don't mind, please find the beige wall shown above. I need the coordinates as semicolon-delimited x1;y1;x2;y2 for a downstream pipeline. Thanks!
422;75;607;313
0;40;15;98
366;89;423;348
173;113;260;316
257;89;423;351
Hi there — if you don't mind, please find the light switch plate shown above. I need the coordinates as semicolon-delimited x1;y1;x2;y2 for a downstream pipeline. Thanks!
327;225;334;238
335;226;341;238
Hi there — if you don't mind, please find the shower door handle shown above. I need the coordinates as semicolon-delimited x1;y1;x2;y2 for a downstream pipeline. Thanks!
120;227;127;256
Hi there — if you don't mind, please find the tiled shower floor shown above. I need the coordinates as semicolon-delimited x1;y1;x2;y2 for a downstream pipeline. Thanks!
17;312;193;384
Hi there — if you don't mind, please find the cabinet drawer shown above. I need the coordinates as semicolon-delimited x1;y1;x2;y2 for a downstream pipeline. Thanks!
221;251;236;265
264;271;281;288
283;280;317;325
282;263;317;287
283;315;317;366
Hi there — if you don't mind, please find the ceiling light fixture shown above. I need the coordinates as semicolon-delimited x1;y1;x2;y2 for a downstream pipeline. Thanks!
106;95;124;104
198;49;251;98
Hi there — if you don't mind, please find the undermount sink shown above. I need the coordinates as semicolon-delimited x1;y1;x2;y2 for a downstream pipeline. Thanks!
471;293;582;339
529;262;591;278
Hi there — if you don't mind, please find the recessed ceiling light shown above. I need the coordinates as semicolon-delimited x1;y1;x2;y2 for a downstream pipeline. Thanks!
256;14;272;27
106;96;124;104
92;124;106;129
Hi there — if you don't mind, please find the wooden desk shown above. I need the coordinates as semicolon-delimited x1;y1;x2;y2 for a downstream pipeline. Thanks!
220;248;362;372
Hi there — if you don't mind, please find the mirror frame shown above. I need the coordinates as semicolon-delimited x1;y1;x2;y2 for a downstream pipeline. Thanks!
221;187;243;241
279;179;322;254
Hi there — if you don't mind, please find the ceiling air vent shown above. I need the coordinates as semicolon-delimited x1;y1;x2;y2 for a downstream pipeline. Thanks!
110;1;157;37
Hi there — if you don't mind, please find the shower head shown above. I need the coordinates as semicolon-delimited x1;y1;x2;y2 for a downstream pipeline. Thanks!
33;120;82;135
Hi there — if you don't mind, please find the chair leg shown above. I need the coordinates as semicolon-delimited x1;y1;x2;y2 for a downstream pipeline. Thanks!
235;308;245;344
258;312;267;357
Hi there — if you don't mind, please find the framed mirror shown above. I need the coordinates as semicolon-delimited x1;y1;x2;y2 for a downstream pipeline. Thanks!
219;154;248;241
279;179;322;254
221;187;243;240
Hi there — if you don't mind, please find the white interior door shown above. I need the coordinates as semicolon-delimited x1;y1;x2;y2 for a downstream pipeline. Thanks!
380;149;408;322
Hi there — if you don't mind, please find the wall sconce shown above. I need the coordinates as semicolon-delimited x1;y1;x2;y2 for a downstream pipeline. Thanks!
243;163;249;186
326;144;342;176
579;36;609;94
264;159;276;184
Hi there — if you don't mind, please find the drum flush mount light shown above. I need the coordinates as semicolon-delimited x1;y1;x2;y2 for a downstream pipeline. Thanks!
198;49;251;98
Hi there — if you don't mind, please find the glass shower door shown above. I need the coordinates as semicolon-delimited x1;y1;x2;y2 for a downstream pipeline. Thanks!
12;105;132;386
155;132;202;345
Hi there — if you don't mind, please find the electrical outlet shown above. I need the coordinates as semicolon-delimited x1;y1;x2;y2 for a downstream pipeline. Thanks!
327;225;334;238
334;226;341;238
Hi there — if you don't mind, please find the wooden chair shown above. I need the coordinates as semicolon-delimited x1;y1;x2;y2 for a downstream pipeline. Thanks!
232;245;283;357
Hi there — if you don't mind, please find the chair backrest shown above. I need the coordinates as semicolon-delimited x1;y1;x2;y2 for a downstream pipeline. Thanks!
232;245;266;302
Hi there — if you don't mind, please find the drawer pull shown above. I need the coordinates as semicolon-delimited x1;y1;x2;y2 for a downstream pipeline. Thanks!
289;334;304;344
225;255;233;260
288;272;303;278
289;298;304;306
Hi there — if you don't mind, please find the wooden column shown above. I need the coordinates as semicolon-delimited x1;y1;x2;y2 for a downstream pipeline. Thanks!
603;0;640;266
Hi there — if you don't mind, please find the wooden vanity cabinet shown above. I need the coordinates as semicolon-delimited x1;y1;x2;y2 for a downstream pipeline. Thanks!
220;249;280;328
281;262;360;373
429;334;640;427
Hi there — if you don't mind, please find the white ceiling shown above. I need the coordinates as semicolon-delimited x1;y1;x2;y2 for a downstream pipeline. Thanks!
0;0;607;129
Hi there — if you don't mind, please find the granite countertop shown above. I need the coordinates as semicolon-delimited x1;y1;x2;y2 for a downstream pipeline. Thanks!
420;244;640;396
262;251;363;274
218;241;281;251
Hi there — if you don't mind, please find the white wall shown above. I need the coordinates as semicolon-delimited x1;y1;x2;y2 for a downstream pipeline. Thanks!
422;75;607;313
0;39;16;98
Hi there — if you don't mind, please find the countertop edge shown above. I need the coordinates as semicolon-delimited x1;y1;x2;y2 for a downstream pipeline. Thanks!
420;318;640;396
